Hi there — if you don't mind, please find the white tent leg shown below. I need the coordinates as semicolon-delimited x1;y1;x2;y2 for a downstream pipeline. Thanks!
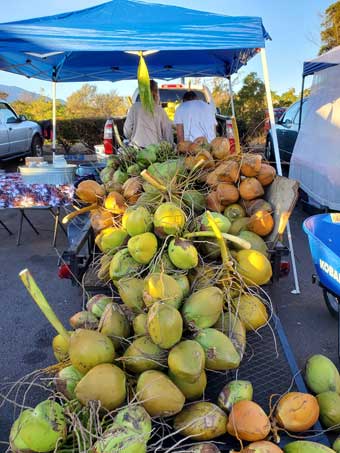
52;81;57;156
260;48;301;295
228;76;236;117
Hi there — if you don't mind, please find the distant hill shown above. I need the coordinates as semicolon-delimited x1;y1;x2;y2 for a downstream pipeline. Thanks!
0;84;60;103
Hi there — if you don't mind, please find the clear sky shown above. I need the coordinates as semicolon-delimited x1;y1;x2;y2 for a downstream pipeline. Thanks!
0;0;333;100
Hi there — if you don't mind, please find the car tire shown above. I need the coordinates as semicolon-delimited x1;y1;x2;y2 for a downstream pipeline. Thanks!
323;289;339;319
31;135;43;157
265;136;274;163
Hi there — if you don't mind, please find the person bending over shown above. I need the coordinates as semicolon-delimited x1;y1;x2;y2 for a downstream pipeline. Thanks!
124;80;173;147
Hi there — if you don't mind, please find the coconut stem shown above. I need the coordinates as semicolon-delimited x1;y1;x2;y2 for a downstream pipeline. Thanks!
19;269;70;342
184;231;251;250
62;203;98;224
140;169;167;192
206;211;230;268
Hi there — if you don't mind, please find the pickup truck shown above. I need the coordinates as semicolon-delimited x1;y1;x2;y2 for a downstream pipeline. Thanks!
102;83;233;155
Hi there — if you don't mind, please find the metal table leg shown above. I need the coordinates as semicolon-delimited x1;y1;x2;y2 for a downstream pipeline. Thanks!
17;209;39;246
52;207;59;247
0;219;13;235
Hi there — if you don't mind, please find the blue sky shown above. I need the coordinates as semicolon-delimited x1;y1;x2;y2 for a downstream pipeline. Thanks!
0;0;333;100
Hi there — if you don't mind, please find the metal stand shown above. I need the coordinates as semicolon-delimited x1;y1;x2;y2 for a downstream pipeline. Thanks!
17;209;39;245
49;207;67;247
0;219;13;235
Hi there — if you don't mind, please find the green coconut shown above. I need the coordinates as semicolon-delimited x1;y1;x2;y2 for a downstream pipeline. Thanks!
232;294;268;332
86;294;112;319
19;401;67;453
137;146;158;166
117;277;145;313
10;410;33;453
92;426;147;453
333;436;340;453
200;212;231;233
133;313;148;336
174;402;228;441
109;248;141;281
224;203;246;222
234;231;268;256
182;286;224;329
100;167;115;184
173;274;191;298
55;365;84;400
150;252;176;273
168;369;207;401
148;159;183;183
168;340;205;383
114;405;152;441
195;328;241;371
235;249;272;286
182;190;206;212
143;273;183;309
136;370;185;417
316;391;340;429
284;441;336;453
121;336;166;374
147;302;183;349
95;227;128;254
168;238;199;270
128;232;158;264
153;202;186;237
69;311;99;330
113;168;128;185
52;333;70;362
229;217;250;236
122;206;153;237
127;164;142;176
305;354;340;394
218;380;253;412
69;329;115;374
75;363;126;411
214;312;247;359
99;303;130;348
199;238;221;260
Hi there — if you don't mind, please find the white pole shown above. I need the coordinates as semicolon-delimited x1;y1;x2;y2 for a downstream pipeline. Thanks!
52;81;57;157
260;48;301;295
228;76;236;117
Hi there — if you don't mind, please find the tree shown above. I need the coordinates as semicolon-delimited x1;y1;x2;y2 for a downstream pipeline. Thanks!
277;88;299;107
211;78;230;114
319;1;340;55
233;72;266;141
65;84;128;118
0;91;8;100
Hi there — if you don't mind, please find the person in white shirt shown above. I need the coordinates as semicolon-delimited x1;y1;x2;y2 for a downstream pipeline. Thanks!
123;80;173;148
174;91;217;143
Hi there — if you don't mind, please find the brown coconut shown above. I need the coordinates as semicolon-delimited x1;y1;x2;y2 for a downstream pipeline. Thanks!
239;178;264;201
216;183;239;206
248;210;274;237
211;137;231;160
90;208;114;232
177;141;193;153
123;177;143;204
206;191;223;212
241;154;262;177
194;136;209;146
257;164;276;186
76;180;105;203
215;160;240;184
243;198;272;217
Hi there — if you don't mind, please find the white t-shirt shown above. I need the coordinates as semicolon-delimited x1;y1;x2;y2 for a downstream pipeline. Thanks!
174;100;217;142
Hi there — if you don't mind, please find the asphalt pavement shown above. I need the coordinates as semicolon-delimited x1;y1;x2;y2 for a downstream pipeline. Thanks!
0;164;338;447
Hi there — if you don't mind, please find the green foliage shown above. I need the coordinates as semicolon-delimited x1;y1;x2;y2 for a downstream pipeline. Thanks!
12;96;65;121
56;118;107;152
319;1;340;55
272;88;299;107
211;78;229;113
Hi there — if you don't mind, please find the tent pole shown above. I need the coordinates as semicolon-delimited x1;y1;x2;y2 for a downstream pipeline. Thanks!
298;75;305;131
227;76;236;117
260;48;301;295
52;81;57;155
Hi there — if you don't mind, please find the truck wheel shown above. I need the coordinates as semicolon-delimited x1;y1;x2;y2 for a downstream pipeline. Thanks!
31;135;43;157
265;136;274;163
323;289;339;318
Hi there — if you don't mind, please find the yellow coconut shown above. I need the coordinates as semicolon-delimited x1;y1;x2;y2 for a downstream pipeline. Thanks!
168;370;207;401
117;277;145;313
227;400;271;441
236;249;272;286
127;232;158;264
143;273;183;309
232;294;268;331
147;302;183;349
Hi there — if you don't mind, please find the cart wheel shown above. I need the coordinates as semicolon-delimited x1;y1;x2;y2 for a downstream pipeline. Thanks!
323;289;340;318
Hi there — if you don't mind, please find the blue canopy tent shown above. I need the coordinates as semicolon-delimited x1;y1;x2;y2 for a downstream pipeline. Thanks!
0;0;300;291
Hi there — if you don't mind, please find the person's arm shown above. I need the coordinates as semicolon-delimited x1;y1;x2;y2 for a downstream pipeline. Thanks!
176;124;184;143
123;106;134;139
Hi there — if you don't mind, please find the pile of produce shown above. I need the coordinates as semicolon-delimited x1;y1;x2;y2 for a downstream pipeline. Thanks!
7;138;338;452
